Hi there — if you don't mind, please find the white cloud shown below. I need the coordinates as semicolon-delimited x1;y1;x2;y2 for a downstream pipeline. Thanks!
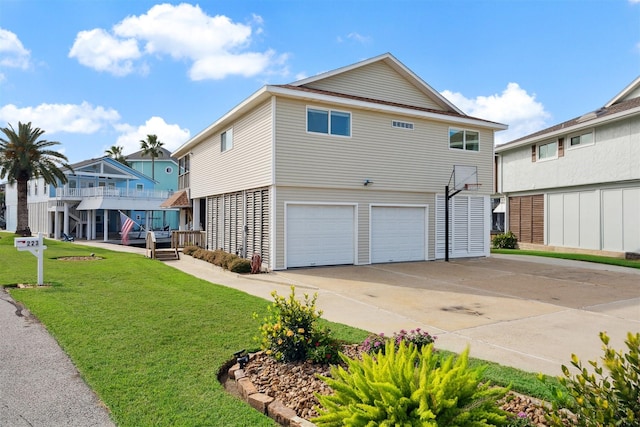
114;116;190;155
0;102;120;134
0;28;31;69
441;83;551;145
69;28;142;76
629;0;640;4
69;3;286;80
337;32;372;44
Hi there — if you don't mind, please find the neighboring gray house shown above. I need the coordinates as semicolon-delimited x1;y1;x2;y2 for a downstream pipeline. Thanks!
172;53;507;270
495;76;640;256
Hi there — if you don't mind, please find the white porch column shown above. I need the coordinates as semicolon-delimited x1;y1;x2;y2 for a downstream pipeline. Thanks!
54;210;61;240
63;203;70;235
193;198;201;231
103;209;109;241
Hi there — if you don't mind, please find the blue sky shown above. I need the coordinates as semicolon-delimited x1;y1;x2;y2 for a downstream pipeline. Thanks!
1;0;639;164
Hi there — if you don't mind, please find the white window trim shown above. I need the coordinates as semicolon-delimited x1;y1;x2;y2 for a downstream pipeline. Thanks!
567;129;595;150
221;128;233;152
306;106;352;138
537;141;558;161
448;127;480;152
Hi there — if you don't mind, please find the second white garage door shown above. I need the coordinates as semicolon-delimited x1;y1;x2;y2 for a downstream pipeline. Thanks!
286;204;355;268
371;206;427;263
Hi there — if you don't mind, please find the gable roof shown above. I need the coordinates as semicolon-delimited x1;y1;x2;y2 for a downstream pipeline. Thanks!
173;54;506;158
497;75;640;152
126;146;176;162
65;156;152;182
290;53;463;114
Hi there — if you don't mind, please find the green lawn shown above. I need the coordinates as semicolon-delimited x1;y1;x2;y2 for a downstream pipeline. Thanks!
1;232;558;426
492;248;640;269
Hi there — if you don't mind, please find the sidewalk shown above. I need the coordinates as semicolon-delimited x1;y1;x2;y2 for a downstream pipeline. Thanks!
0;288;115;427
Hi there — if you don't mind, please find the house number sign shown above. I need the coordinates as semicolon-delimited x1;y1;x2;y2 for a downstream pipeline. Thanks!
14;233;47;286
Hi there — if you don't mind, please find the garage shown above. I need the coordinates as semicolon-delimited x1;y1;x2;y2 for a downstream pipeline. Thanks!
371;206;427;263
286;204;355;268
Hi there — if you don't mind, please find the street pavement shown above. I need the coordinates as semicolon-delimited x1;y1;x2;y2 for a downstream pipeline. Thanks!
1;239;639;426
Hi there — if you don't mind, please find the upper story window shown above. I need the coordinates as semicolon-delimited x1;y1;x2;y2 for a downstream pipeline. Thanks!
307;107;351;137
136;183;144;192
179;156;190;175
569;131;593;148
449;128;479;151
538;141;557;160
221;129;233;152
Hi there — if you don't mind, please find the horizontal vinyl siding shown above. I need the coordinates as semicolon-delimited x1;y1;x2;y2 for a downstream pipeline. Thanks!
274;98;494;195
191;99;273;198
303;61;444;111
273;186;436;269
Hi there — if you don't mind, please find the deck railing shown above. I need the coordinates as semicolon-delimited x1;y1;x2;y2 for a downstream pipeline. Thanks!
171;230;206;249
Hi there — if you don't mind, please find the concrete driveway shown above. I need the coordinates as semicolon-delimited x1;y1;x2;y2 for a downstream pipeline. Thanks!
235;254;640;376
72;240;640;376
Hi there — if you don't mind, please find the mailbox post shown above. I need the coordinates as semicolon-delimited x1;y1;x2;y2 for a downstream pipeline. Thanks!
14;233;47;286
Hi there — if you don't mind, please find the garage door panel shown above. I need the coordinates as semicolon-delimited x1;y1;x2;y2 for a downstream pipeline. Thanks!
287;205;354;268
371;207;426;263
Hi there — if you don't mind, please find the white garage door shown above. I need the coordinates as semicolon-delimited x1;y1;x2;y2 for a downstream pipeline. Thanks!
286;204;355;268
371;206;427;263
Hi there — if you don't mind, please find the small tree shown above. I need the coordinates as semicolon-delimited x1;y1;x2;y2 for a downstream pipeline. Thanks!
0;122;72;235
139;134;164;180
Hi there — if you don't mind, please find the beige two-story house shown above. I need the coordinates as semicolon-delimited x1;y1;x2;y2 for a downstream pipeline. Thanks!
173;53;507;270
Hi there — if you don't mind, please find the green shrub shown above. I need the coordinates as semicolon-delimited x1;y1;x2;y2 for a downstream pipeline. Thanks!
314;341;509;426
228;258;251;274
255;286;330;362
546;331;640;426
492;231;518;249
307;330;342;365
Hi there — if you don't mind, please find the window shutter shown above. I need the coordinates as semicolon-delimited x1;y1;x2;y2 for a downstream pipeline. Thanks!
531;145;537;162
558;137;564;157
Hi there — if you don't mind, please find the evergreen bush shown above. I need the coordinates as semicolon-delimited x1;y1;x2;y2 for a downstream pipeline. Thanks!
492;231;518;249
228;258;251;274
546;331;639;426
314;341;509;426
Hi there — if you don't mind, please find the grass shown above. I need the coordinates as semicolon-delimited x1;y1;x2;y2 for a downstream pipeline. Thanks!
492;248;640;269
0;232;561;425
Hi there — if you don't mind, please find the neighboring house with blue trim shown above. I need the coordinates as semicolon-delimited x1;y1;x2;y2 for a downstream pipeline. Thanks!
4;155;179;241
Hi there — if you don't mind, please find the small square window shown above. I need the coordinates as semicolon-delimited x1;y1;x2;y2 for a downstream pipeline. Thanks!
330;111;351;136
221;129;233;152
307;109;329;134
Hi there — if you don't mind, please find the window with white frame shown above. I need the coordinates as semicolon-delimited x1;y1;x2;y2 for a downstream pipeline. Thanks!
569;131;593;148
538;141;557;160
221;129;233;152
307;107;351;137
449;128;479;151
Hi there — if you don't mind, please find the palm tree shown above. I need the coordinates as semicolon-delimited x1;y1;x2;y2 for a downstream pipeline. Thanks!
105;145;129;166
0;122;72;235
139;134;164;180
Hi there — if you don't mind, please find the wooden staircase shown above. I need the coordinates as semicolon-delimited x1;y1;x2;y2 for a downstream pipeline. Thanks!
146;231;180;261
